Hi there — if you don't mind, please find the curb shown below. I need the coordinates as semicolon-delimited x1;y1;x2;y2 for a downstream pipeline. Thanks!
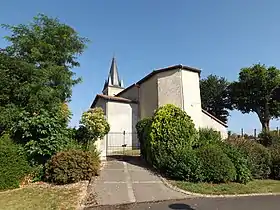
158;175;280;198
80;161;108;209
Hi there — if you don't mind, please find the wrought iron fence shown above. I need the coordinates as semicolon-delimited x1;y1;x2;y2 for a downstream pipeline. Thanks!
106;131;140;156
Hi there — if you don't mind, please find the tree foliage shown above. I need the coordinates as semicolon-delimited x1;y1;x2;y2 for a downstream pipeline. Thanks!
11;107;71;164
78;107;110;147
0;14;88;163
200;74;232;123
229;64;280;131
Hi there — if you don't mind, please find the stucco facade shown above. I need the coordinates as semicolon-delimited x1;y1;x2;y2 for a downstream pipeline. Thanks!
91;59;228;159
157;69;183;108
103;85;124;96
138;75;158;119
181;70;203;129
201;110;228;139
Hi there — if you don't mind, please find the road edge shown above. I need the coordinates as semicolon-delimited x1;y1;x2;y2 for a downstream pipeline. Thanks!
158;175;280;198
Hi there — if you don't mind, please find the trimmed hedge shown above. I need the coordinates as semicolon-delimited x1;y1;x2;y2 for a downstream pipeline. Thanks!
0;134;32;190
163;147;204;182
227;138;271;179
145;104;198;166
196;144;237;183
218;142;252;184
45;149;100;184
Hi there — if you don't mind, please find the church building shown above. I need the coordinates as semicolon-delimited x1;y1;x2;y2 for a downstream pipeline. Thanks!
91;57;228;160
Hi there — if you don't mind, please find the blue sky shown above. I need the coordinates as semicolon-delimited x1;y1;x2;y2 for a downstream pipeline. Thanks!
1;0;279;134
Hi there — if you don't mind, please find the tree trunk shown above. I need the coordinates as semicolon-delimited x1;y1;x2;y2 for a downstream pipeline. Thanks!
261;120;270;132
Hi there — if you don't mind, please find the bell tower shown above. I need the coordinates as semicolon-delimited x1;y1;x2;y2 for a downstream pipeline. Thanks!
102;57;124;96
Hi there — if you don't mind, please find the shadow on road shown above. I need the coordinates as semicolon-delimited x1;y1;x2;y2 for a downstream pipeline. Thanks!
106;155;151;169
169;203;195;210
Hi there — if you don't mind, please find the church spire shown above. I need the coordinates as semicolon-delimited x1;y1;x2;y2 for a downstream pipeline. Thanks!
102;57;124;95
107;56;122;87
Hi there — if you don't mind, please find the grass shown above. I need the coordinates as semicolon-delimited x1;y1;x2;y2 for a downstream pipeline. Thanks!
0;183;85;210
172;179;280;195
111;149;140;156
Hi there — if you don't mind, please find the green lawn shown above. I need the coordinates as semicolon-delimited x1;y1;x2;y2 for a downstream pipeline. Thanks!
0;183;85;210
172;180;280;195
112;149;140;156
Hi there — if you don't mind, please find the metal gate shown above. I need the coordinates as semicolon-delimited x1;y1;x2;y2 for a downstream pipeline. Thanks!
106;131;140;156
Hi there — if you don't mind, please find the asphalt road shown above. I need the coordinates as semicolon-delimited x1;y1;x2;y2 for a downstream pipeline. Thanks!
88;195;280;210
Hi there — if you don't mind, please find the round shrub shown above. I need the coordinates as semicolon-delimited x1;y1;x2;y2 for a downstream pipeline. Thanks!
218;142;252;184
146;104;198;166
162;147;204;182
269;144;280;180
0;134;32;190
227;138;271;179
196;144;236;183
45;150;100;184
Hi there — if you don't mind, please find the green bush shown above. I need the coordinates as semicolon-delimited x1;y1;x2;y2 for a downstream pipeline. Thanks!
196;144;237;183
0;134;32;190
269;144;280;180
146;104;198;166
227;138;271;179
45;149;100;184
196;128;222;147
162;147;204;182
258;130;280;147
11;109;70;164
218;142;252;184
136;117;152;157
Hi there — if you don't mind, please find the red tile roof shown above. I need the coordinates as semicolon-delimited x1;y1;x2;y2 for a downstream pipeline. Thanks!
91;94;138;108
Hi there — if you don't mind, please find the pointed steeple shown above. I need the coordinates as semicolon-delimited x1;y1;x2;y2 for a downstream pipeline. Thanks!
102;56;124;95
107;57;122;87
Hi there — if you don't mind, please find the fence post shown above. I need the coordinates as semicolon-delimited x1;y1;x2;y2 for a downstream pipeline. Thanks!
241;128;244;138
123;130;126;156
277;127;279;136
254;129;257;140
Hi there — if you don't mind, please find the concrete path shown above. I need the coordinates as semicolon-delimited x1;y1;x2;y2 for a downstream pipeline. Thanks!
90;156;187;206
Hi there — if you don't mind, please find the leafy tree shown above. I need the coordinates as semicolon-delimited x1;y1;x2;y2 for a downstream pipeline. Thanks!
11;104;71;164
0;14;87;127
77;108;110;148
1;13;88;105
0;14;88;163
229;64;280;131
200;74;232;123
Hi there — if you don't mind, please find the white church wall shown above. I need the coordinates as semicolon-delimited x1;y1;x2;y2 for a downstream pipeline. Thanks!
104;86;124;96
181;70;203;129
201;111;228;139
91;98;107;160
157;69;183;108
106;101;139;153
139;75;158;119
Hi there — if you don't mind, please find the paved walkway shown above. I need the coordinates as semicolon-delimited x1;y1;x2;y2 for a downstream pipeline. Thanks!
90;156;187;206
